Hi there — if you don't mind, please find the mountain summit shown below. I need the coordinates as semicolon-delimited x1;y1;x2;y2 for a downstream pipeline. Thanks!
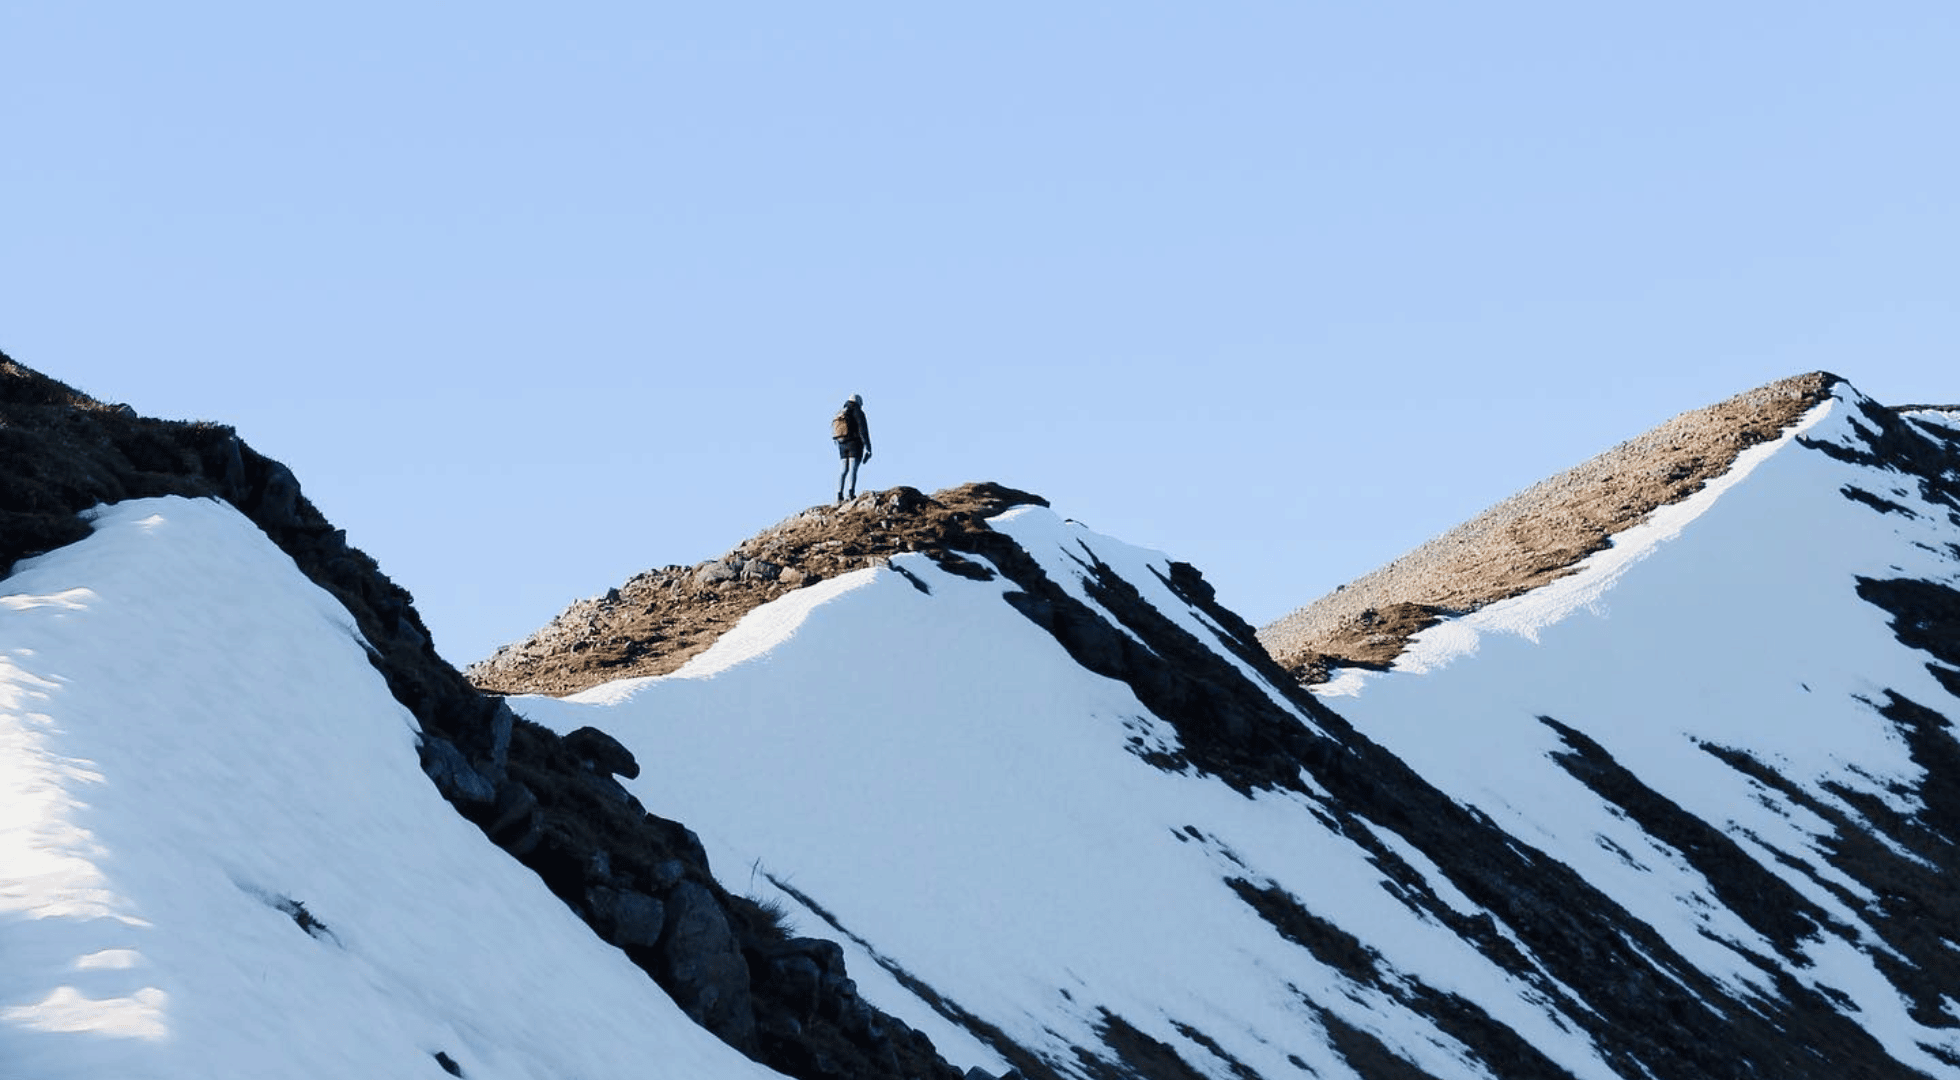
468;482;1052;697
1259;372;1840;683
6;355;1959;1079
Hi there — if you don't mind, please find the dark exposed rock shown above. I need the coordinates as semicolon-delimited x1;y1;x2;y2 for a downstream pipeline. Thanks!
1075;1012;1210;1080
483;781;542;852
1542;716;1843;963
762;874;1058;1080
650;857;688;891
563;725;640;779
1225;878;1381;981
418;735;497;808
1841;483;1918;516
1803;394;1960;523
588;886;667;950
915;468;1939;1078
658;880;759;1051
750;938;838;1021
253;460;305;528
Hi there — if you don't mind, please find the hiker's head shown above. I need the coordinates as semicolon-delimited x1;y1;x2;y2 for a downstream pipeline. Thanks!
850;394;863;407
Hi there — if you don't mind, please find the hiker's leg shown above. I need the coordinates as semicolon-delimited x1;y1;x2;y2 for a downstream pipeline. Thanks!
843;455;860;498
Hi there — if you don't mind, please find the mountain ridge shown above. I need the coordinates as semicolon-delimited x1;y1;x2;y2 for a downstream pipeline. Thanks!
468;482;1052;697
1258;371;1842;682
7;351;1960;1078
501;387;1960;1076
474;371;1873;701
486;373;1960;1078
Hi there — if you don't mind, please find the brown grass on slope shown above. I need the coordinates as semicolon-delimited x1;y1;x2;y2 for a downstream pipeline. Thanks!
1257;372;1840;684
467;483;1044;697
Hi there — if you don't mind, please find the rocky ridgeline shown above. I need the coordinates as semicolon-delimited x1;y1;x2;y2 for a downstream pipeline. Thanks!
1259;371;1840;683
470;484;1046;698
0;353;998;1080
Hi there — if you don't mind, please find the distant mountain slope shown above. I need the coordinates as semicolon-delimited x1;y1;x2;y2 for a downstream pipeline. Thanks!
498;375;1960;1079
1258;372;1835;683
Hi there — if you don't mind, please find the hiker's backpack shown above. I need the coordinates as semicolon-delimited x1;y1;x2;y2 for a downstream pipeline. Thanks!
832;405;857;439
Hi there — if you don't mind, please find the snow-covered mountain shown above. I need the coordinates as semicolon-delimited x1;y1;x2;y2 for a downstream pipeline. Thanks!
5;355;1959;1080
1;497;786;1080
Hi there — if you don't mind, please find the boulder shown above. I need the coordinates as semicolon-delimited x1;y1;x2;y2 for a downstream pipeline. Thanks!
587;886;666;950
740;559;783;582
752;937;847;1020
694;560;739;585
563;725;640;779
255;461;304;527
657;880;758;1051
485;782;542;855
650;858;688;891
419;735;496;808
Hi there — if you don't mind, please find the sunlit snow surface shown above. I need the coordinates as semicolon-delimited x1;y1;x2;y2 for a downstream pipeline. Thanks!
0;498;779;1080
1324;392;1960;1072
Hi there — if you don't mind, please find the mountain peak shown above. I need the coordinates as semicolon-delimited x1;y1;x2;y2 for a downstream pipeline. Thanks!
1259;371;1841;682
468;482;1050;696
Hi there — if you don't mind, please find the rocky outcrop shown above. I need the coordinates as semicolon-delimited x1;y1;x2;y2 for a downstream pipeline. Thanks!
1258;371;1839;683
469;483;1048;696
658;881;759;1050
0;351;970;1080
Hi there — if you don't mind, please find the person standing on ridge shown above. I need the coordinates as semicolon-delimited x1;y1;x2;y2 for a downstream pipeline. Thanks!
832;394;872;502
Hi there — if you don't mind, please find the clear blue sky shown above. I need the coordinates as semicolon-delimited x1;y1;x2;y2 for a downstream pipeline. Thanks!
6;4;1956;666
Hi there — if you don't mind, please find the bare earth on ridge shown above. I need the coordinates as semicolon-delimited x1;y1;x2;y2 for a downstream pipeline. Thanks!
474;373;1841;699
1257;372;1838;683
468;483;1043;698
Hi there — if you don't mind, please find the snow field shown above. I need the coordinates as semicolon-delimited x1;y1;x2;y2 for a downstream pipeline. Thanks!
0;497;781;1080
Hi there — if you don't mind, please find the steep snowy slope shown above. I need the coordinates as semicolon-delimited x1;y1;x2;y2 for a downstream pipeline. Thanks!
1324;385;1960;1071
508;380;1960;1079
1;352;981;1080
0;497;780;1080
